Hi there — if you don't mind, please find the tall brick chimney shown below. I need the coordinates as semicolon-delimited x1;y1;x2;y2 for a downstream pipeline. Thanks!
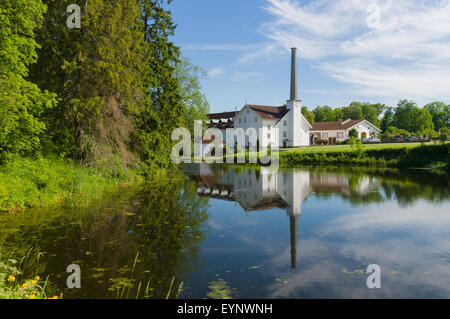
290;47;298;102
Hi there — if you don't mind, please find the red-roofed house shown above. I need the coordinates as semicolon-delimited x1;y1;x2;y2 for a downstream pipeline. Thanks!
310;119;381;145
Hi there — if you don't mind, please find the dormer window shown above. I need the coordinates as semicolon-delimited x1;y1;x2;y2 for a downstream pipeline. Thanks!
283;121;287;126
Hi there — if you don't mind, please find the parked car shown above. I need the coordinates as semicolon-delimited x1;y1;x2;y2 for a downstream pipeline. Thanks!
392;136;404;142
405;136;419;142
362;138;381;143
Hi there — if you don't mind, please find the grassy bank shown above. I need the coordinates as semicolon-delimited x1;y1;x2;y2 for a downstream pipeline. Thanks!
280;143;449;170
0;249;61;299
281;142;431;153
0;156;140;213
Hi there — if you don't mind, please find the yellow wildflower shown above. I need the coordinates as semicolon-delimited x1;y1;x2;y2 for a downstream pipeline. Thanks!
48;296;59;299
22;282;30;288
31;280;37;285
34;276;40;281
28;295;36;299
7;275;16;282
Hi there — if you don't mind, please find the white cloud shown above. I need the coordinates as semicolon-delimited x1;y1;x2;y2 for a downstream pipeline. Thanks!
180;0;450;103
259;0;450;102
208;66;225;78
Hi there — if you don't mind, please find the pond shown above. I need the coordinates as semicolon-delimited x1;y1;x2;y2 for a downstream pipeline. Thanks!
0;165;449;299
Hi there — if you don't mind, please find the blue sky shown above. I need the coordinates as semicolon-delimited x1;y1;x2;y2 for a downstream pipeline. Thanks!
169;0;450;114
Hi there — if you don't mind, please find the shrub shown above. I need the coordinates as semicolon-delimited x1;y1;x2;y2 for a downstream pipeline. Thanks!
440;127;448;142
0;250;61;299
349;128;358;139
315;139;329;146
280;144;449;169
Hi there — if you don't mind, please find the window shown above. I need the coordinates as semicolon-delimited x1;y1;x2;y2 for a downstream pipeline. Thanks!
267;133;271;139
322;133;328;139
283;131;287;138
255;117;258;123
283;120;287;126
239;118;242;124
337;132;343;138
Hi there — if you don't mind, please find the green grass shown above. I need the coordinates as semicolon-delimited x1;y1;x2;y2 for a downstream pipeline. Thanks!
0;155;140;213
221;142;449;170
0;249;61;299
281;142;432;153
280;143;449;169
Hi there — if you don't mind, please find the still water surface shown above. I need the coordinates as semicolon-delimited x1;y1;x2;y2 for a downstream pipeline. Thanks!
1;165;449;298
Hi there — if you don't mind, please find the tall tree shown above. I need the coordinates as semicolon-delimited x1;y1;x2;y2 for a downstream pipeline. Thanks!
380;107;394;133
313;106;336;122
342;103;364;121
174;57;210;134
134;0;186;171
393;100;434;134
0;0;56;155
301;107;315;124
360;103;385;127
424;102;450;132
31;0;144;172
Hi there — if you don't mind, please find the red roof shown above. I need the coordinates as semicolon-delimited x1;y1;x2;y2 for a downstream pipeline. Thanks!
247;105;289;120
311;119;364;131
207;111;237;120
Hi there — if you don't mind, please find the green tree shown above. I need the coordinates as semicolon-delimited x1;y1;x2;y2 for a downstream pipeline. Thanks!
381;107;394;132
134;0;186;171
313;106;336;122
361;103;385;127
301;107;315;124
440;127;448;142
31;0;144;172
332;108;344;121
0;0;56;155
424;102;450;132
342;103;364;121
175;57;210;133
392;100;434;134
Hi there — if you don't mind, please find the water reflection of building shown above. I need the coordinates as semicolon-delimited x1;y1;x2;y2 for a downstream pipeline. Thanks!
185;164;379;269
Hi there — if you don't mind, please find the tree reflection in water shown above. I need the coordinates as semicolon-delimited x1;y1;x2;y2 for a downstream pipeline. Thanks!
0;172;209;299
0;165;448;299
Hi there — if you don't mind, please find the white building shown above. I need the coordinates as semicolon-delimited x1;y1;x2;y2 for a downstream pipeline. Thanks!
310;119;382;145
207;48;312;150
206;48;381;149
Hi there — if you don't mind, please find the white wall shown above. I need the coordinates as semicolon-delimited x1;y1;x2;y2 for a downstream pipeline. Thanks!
234;106;279;149
281;100;310;148
351;121;380;139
